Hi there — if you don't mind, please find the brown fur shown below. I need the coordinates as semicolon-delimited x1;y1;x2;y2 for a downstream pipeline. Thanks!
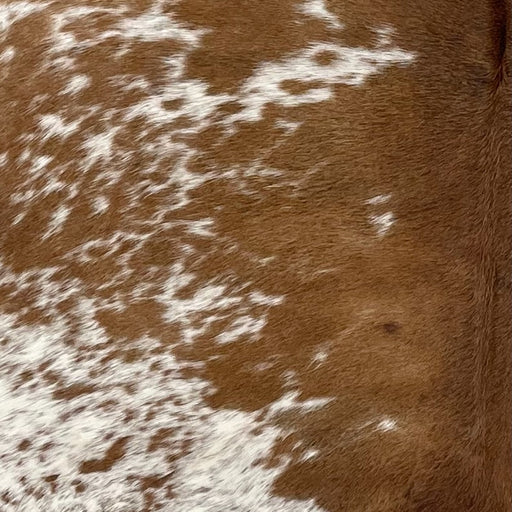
0;0;510;511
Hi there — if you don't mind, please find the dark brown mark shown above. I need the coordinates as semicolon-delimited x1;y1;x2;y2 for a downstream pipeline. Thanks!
383;321;401;334
52;383;96;400
313;50;339;66
79;437;131;474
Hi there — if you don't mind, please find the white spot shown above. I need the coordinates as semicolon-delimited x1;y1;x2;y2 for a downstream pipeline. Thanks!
61;74;90;95
301;448;319;462
185;218;215;237
311;349;328;365
170;408;325;512
366;193;391;205
298;0;343;29
375;26;395;47
267;391;333;417
92;195;109;215
124;77;150;91
81;127;119;169
113;8;205;45
249;291;284;307
38;114;81;141
42;205;70;239
275;119;302;133
254;361;275;372
0;46;15;62
370;212;395;236
377;418;397;432
216;315;266;344
30;155;53;174
124;79;231;126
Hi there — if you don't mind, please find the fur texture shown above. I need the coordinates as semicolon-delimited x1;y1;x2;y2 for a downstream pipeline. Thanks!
0;1;510;511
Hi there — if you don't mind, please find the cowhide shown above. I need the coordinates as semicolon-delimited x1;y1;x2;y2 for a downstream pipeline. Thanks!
0;1;510;511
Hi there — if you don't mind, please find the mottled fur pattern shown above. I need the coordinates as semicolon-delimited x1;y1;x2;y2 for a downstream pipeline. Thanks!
0;1;510;511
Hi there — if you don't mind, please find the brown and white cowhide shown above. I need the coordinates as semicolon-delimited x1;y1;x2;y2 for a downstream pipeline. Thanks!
0;1;510;511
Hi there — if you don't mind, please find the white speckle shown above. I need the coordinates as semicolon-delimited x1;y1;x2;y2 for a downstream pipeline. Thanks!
375;26;395;47
301;448;319;462
113;8;205;45
81;128;119;169
370;212;395;236
185;218;215;237
30;155;53;174
249;291;284;307
311;349;329;365
216;315;266;344
124;77;150;91
38;114;81;141
61;74;90;95
366;193;391;205
275;119;302;133
42;205;70;239
377;418;397;432
0;152;8;167
298;0;343;29
0;46;15;62
267;391;333;417
92;195;109;214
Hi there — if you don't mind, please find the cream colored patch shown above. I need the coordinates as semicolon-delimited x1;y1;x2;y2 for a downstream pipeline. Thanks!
298;0;343;29
62;74;91;95
228;42;414;123
38;114;82;141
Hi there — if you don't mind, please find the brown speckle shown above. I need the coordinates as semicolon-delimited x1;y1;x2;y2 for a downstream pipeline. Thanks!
79;437;130;474
313;50;338;66
17;439;31;451
52;382;96;400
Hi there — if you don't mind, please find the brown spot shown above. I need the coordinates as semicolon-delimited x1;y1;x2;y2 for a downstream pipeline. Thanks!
123;409;137;423
383;322;401;334
18;370;34;383
162;99;184;110
52;383;96;401
280;79;325;95
313;50;338;66
44;474;59;493
79;437;130;474
122;348;143;363
41;442;54;452
43;371;60;385
72;480;87;494
141;474;171;491
148;428;174;452
17;439;31;451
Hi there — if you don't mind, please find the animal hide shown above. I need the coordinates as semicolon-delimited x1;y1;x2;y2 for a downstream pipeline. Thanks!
0;1;510;511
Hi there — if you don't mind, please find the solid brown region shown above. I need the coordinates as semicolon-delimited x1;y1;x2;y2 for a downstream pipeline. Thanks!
169;0;511;511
